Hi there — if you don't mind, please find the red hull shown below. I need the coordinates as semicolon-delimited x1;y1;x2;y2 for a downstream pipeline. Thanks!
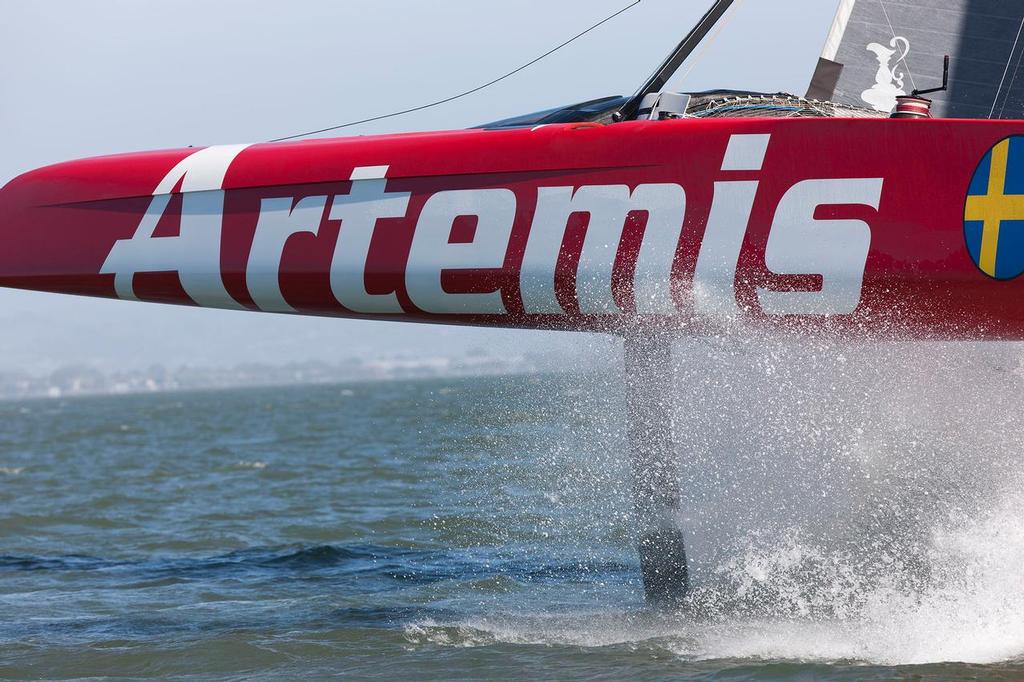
1;117;1021;338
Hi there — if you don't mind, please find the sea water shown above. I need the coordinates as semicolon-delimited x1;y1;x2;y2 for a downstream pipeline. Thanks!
1;339;1023;679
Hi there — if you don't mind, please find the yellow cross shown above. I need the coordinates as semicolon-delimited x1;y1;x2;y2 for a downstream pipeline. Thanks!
965;140;1024;277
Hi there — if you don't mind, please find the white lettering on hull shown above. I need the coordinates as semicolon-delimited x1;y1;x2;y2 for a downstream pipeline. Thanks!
407;188;516;314
693;181;759;318
102;135;884;319
694;135;769;318
521;184;687;315
758;178;883;315
101;144;251;308
329;166;411;314
247;195;327;313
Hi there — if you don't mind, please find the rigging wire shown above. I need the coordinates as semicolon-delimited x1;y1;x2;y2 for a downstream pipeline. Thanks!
671;0;744;88
997;39;1024;119
267;0;642;143
877;0;916;93
991;15;1024;119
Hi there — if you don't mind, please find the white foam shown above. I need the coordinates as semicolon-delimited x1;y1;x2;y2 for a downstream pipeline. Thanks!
409;338;1024;667
235;460;268;470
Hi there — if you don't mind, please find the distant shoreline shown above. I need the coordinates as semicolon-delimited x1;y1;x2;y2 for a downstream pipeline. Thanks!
0;356;592;403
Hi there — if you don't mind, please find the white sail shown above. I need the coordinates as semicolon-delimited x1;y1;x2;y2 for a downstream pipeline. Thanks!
808;0;1024;119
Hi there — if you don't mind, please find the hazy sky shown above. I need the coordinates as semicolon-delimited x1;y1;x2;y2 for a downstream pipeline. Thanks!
0;0;840;372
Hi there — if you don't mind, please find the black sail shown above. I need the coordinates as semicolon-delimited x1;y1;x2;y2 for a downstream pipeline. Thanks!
808;0;1024;119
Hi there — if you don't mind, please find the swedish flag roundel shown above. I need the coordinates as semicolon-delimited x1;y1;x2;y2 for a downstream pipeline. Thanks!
965;136;1024;280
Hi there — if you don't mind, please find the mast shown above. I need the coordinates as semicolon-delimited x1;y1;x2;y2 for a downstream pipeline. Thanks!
614;0;737;122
